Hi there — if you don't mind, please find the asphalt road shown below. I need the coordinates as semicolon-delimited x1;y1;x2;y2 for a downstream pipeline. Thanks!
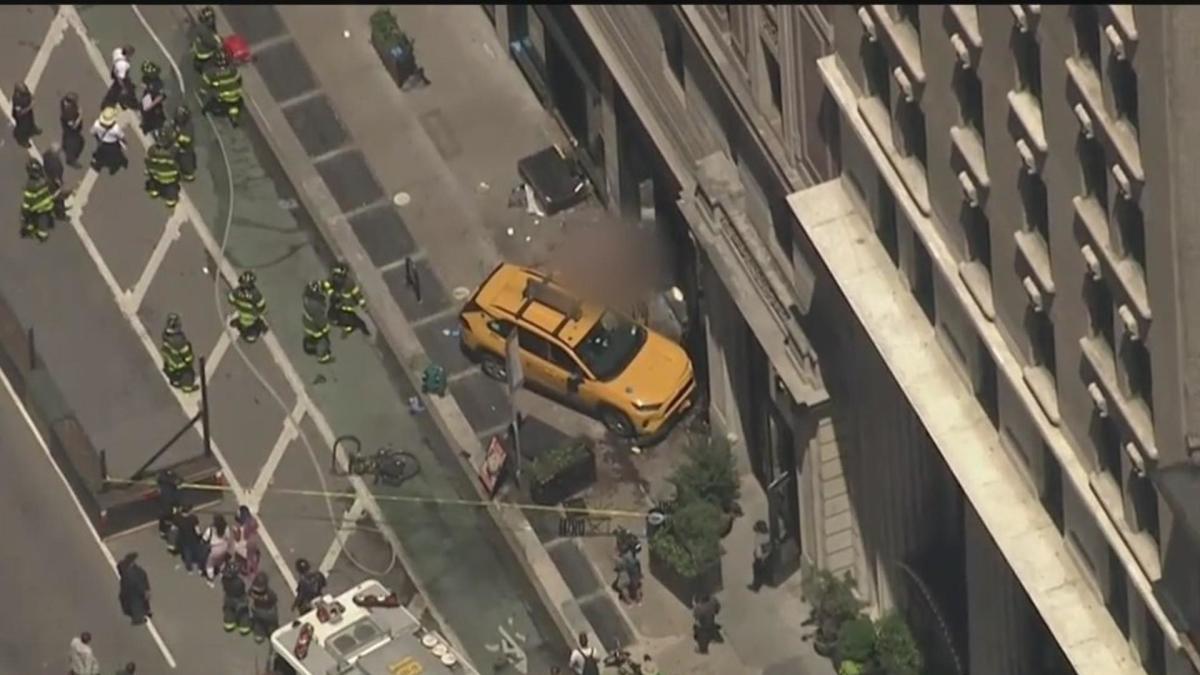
0;5;565;672
0;372;170;675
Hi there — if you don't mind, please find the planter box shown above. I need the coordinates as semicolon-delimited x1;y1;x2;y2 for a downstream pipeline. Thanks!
649;544;723;607
529;444;596;506
370;11;417;88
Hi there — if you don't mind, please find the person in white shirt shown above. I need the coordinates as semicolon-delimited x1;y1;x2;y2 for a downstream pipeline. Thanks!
90;107;128;175
567;632;599;675
105;44;136;110
68;632;101;675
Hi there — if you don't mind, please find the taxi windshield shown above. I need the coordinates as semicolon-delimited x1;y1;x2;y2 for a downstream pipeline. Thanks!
574;312;646;381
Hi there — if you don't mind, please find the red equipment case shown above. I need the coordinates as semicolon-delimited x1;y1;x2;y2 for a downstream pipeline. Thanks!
223;34;252;65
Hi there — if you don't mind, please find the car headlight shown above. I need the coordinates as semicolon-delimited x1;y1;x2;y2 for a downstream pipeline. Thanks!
633;401;662;412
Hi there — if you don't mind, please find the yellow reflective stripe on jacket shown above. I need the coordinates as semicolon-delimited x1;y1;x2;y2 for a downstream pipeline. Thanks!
22;183;54;214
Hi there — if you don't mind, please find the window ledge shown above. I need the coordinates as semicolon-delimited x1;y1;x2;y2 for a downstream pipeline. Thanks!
1089;471;1162;581
858;96;931;215
1014;230;1055;297
951;125;990;191
1023;365;1061;426
1007;90;1047;154
948;5;982;48
1072;196;1151;320
869;6;926;86
1079;335;1157;458
958;261;995;321
1066;56;1144;183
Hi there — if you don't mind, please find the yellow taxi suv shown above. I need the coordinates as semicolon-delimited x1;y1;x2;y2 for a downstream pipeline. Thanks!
459;262;696;442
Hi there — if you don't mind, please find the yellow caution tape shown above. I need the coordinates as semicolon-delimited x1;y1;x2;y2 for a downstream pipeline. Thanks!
104;477;650;520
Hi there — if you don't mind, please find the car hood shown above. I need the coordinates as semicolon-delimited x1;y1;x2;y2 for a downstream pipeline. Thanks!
610;332;693;406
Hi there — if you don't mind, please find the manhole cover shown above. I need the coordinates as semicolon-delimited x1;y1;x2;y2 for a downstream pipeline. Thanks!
393;192;412;207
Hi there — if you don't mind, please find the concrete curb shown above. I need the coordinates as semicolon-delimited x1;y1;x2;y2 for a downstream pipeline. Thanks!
229;20;600;656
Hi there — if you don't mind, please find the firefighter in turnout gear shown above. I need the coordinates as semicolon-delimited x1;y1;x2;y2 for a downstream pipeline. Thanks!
321;262;370;336
202;51;243;127
20;159;54;242
191;6;221;74
160;313;199;393
228;271;268;343
173;106;197;181
248;571;279;643
221;560;251;635
144;126;180;208
139;60;167;134
302;281;334;363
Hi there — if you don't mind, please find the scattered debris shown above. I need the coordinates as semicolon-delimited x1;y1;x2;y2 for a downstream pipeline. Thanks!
441;327;461;338
277;198;298;210
669;286;684;302
478;181;490;192
393;191;411;207
313;374;327;385
524;236;531;243
451;286;471;300
506;227;515;237
507;183;527;209
517;145;588;216
524;183;544;217
407;396;425;414
630;445;642;455
343;30;351;38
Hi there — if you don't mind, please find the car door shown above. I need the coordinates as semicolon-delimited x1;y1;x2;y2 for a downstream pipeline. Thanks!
544;342;600;408
516;327;569;394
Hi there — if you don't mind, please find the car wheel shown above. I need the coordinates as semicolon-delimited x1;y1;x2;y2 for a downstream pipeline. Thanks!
601;407;636;437
480;354;508;382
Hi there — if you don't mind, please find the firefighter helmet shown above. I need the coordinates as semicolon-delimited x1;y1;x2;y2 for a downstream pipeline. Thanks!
331;261;349;279
295;558;311;575
238;271;257;287
198;6;216;28
154;126;175;148
25;158;43;178
174;105;191;123
305;280;323;298
141;60;161;78
165;313;182;333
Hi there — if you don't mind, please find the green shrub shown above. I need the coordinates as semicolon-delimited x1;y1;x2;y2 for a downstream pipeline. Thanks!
649;497;722;578
669;435;739;511
802;566;866;646
875;611;923;675
837;617;877;665
530;439;593;485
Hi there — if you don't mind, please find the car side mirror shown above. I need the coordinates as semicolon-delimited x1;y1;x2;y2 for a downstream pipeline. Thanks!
567;373;583;392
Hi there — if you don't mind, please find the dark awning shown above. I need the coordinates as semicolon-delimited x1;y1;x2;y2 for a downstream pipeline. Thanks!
1150;462;1200;552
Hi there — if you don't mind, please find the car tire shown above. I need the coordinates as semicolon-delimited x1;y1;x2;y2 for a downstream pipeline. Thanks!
480;353;508;382
600;407;636;438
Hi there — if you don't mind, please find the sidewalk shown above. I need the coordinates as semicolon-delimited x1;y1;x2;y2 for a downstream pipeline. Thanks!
235;4;835;673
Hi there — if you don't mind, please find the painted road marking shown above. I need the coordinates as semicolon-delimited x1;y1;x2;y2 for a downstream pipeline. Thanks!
248;402;306;508
128;208;186;312
318;496;365;575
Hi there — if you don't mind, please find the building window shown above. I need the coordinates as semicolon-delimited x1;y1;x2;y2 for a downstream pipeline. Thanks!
1110;58;1139;133
1129;474;1160;546
1013;28;1043;104
1079;137;1108;208
663;14;685;90
897;100;927;168
1042;444;1064;531
1095;415;1122;482
896;4;920;35
1072;6;1102;74
863;39;890;101
1086;278;1115;349
1114;200;1146;276
965;208;991;274
1021;172;1050;253
1121;337;1153;414
955;67;985;141
763;41;783;117
1029;310;1056;380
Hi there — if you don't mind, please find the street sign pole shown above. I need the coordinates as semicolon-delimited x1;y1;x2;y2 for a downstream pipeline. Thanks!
505;332;525;485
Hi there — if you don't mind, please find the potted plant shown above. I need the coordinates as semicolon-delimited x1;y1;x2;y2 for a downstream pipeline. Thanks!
836;616;877;675
874;611;923;675
669;434;740;536
802;566;865;657
648;496;723;605
529;438;597;506
368;8;417;87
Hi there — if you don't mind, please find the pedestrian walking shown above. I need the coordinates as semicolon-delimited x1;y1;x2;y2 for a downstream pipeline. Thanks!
203;514;232;582
221;559;251;635
191;6;221;74
11;81;41;148
322;262;370;337
90;107;128;175
567;633;599;675
68;632;101;675
20;159;55;243
174;502;205;574
42;143;69;220
144;126;181;209
160;313;199;393
691;593;722;654
750;519;772;591
235;505;262;579
173;105;196;181
228;271;268;343
139;62;167;135
116;552;152;625
302;280;334;363
61;92;85;167
292;557;327;615
104;45;136;110
611;546;641;603
248;571;280;644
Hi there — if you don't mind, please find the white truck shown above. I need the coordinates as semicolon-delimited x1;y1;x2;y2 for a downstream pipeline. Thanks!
269;580;478;675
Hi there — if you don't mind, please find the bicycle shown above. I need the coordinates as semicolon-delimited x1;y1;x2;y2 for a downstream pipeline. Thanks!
332;435;421;487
